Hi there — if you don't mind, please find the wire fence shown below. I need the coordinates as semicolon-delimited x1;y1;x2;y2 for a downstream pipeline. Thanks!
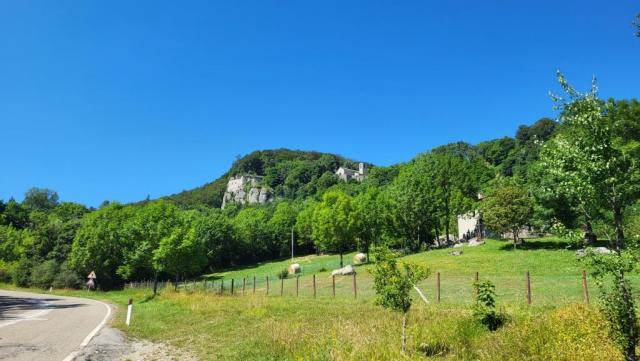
124;269;640;306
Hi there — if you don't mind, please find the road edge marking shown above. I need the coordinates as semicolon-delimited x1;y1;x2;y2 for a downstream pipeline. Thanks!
61;299;112;361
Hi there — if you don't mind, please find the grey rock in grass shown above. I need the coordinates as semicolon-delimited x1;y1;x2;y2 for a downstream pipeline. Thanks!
331;264;355;276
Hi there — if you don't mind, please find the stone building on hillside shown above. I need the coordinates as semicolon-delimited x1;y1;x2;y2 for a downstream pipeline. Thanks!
221;175;273;208
457;193;485;241
457;211;483;241
335;162;368;182
456;193;538;241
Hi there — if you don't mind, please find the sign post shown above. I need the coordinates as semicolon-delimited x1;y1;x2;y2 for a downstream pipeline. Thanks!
86;271;97;291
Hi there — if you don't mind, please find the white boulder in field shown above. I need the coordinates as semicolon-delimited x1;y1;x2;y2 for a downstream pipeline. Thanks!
288;263;301;274
331;264;356;276
353;253;367;264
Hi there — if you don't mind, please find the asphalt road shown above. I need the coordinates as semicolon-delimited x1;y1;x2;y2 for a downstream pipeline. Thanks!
0;289;111;361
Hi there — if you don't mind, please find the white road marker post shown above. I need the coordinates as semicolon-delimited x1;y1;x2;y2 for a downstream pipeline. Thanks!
126;298;133;326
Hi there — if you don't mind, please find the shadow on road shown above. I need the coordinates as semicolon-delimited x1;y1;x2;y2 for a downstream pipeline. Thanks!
0;295;87;320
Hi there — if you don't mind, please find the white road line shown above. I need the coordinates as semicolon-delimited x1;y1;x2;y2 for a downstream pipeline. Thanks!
61;299;112;361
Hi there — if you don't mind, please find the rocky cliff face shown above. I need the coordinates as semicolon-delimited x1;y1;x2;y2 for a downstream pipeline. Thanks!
221;175;273;208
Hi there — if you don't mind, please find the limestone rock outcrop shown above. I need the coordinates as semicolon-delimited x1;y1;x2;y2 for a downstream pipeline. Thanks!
222;175;273;208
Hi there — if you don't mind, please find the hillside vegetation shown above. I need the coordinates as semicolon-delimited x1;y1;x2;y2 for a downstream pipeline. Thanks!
165;149;364;208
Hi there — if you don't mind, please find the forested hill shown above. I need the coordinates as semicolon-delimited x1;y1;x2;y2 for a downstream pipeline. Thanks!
165;118;558;209
165;149;367;208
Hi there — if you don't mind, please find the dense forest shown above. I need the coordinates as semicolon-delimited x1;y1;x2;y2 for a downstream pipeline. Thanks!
1;95;638;290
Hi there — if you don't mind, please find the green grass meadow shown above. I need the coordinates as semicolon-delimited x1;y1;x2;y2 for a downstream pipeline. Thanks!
4;237;638;360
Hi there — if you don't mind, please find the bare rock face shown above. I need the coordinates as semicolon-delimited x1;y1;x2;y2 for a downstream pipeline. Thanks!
234;189;247;203
222;175;273;208
258;188;271;203
248;188;261;204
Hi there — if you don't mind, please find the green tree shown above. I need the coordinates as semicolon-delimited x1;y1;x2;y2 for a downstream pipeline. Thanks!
352;186;385;260
233;207;271;262
22;187;59;211
69;203;134;289
268;201;299;258
481;177;534;247
312;190;355;267
369;246;429;353
117;200;183;294
30;259;60;289
387;156;439;250
2;199;29;229
430;154;478;243
195;210;236;270
153;212;207;286
477;137;516;168
540;73;640;361
294;200;318;253
0;225;29;263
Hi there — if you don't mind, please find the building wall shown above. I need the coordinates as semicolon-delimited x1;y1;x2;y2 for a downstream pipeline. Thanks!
457;212;479;240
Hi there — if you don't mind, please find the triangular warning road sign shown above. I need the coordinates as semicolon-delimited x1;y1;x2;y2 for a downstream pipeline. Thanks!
87;271;97;279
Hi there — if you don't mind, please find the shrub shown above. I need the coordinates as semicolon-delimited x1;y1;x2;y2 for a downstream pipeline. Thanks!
417;341;450;357
12;258;34;287
30;260;60;289
52;263;82;289
0;262;12;283
277;268;288;279
472;280;505;331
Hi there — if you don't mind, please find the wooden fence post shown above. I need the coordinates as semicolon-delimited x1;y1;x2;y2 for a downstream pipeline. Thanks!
253;276;256;294
220;279;224;295
231;279;235;295
525;271;532;306
266;276;269;295
353;273;357;299
296;276;299;297
280;277;284;296
332;275;336;297
437;272;441;304
582;270;590;305
242;277;246;295
313;274;316;299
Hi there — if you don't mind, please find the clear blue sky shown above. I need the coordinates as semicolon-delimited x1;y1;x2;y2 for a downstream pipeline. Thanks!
1;1;638;207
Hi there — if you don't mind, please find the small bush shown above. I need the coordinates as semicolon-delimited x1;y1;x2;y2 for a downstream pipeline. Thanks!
318;266;327;272
30;260;60;289
0;262;12;283
417;341;450;357
12;258;34;287
277;269;288;279
472;280;506;331
52;263;82;289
